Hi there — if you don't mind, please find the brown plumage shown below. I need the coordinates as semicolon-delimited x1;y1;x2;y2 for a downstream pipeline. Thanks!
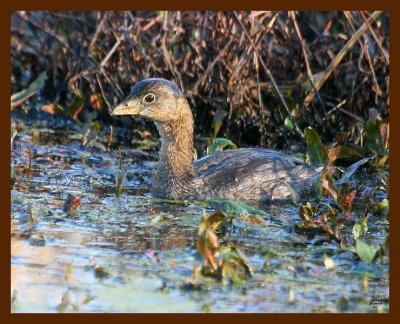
112;78;318;202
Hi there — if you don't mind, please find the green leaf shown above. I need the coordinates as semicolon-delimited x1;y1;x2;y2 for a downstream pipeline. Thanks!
301;79;314;92
356;239;380;263
210;199;266;217
82;120;101;147
365;119;384;156
312;174;322;198
11;121;18;146
68;90;84;121
11;72;46;110
352;217;368;240
323;253;336;271
219;246;252;283
284;116;294;131
372;199;389;217
211;108;227;140
206;138;237;155
304;127;328;165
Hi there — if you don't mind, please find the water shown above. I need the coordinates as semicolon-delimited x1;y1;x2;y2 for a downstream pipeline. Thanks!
11;126;389;313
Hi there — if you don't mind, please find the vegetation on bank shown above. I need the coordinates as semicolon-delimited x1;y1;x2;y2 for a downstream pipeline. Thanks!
11;11;389;310
11;11;388;149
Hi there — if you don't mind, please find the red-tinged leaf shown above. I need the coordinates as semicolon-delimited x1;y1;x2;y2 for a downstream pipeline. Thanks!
335;212;353;226
116;164;130;198
41;103;64;115
328;145;363;166
328;146;341;165
297;217;340;242
72;104;83;121
89;93;104;110
196;211;227;272
63;193;81;212
377;153;389;167
321;168;343;204
379;120;389;151
341;190;356;211
298;205;311;220
335;132;346;144
68;91;84;121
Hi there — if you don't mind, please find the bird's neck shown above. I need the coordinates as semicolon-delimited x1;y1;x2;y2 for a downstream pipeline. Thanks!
152;106;197;199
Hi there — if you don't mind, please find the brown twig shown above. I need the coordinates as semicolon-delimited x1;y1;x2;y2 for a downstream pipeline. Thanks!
190;38;233;96
290;11;325;118
359;11;389;65
304;11;383;106
233;11;304;138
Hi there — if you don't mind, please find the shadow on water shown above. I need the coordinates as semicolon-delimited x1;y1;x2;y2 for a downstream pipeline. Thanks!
11;127;389;313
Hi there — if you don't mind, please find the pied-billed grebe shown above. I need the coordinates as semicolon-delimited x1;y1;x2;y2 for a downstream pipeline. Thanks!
112;78;318;202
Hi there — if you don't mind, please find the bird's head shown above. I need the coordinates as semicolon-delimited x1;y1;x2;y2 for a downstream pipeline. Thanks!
112;78;189;124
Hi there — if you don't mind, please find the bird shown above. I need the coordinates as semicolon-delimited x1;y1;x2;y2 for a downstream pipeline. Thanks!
112;78;318;202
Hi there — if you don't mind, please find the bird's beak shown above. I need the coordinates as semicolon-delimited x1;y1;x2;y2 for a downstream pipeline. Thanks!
112;99;142;116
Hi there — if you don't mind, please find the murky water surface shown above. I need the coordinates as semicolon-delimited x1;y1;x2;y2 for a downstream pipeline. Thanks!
11;126;389;313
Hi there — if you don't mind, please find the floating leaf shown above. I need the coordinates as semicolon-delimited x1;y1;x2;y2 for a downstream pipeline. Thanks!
81;295;96;305
93;263;110;279
287;287;296;303
298;202;314;220
210;199;266;217
237;214;266;227
63;194;81;212
219;245;252;283
58;290;71;312
11;71;46;110
336;295;349;312
295;216;339;242
324;253;336;271
356;239;380;263
151;213;175;223
305;127;328;165
64;263;73;284
337;157;370;184
206;138;237;155
363;275;369;292
116;164;130;198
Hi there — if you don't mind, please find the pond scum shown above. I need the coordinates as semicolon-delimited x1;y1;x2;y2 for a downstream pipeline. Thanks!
11;11;388;312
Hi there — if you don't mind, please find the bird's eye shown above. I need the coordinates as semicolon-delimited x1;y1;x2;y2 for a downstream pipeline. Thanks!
143;93;156;103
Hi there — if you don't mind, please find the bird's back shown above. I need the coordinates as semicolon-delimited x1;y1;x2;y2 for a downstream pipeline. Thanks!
193;148;317;201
